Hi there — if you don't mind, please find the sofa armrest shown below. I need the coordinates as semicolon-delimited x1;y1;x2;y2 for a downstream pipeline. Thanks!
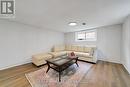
92;48;98;63
32;53;52;66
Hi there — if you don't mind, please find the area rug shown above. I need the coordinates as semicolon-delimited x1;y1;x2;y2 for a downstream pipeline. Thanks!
25;62;92;87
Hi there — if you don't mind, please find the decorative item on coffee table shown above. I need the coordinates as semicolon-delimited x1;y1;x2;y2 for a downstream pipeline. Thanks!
68;52;76;58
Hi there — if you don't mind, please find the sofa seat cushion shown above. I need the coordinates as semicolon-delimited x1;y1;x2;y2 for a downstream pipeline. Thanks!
49;51;67;58
74;52;92;58
78;57;93;62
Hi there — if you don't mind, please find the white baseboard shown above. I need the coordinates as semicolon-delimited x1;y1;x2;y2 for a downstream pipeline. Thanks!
0;59;31;70
98;59;130;75
98;59;121;64
122;63;130;74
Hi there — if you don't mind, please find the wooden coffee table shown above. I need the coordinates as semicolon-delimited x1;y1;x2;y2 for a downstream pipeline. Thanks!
46;56;78;82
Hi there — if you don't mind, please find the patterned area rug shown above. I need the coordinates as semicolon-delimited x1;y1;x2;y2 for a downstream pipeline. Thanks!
25;62;92;87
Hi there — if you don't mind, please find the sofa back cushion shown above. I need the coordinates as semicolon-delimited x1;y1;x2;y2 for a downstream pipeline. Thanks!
65;45;84;52
53;45;96;55
53;45;65;52
84;47;92;53
65;45;72;51
71;45;78;51
77;46;84;52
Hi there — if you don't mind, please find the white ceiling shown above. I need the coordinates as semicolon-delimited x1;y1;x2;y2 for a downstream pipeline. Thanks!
7;0;130;32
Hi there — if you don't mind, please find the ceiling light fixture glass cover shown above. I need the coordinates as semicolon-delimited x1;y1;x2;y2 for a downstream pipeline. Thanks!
68;22;77;26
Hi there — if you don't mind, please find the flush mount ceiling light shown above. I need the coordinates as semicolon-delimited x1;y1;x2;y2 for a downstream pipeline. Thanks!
68;22;77;26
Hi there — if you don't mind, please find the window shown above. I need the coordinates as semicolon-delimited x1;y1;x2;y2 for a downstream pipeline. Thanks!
75;30;97;41
77;32;86;40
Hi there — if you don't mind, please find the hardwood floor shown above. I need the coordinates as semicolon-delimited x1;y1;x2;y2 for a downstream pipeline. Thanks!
0;60;130;87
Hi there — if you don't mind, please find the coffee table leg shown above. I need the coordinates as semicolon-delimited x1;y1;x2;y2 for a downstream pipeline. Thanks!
59;72;61;82
46;62;50;73
76;62;79;67
46;67;50;73
58;67;61;82
75;58;79;67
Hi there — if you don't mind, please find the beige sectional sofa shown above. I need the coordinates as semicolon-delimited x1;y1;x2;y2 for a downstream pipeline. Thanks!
32;45;97;66
50;45;97;63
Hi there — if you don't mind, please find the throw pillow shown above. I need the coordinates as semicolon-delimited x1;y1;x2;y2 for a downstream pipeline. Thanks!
71;52;75;56
68;52;76;58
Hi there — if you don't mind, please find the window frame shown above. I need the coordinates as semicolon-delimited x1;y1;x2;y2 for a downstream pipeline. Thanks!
75;29;97;42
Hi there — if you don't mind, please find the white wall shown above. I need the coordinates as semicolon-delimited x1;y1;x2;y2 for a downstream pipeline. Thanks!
65;24;122;63
0;20;64;70
122;15;130;74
